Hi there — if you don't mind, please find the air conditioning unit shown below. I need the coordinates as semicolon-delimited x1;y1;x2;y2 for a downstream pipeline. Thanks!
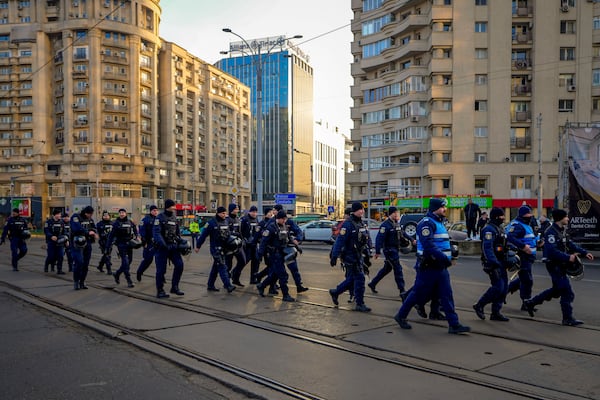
18;5;22;10
561;5;570;12
567;85;576;92
100;50;105;55
72;103;78;108
410;116;419;123
479;189;488;195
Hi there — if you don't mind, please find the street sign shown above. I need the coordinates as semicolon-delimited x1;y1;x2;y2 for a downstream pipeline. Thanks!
231;187;239;195
327;205;335;213
274;193;296;205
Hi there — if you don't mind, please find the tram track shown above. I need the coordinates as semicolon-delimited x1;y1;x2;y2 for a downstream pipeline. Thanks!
2;250;596;399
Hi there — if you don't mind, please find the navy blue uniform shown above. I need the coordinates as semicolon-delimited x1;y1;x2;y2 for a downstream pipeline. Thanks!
1;215;28;271
96;218;113;274
62;216;73;272
257;220;294;301
253;216;273;284
107;216;138;286
475;221;510;317
527;223;589;323
506;217;538;300
238;214;260;284
70;212;96;289
135;213;157;281
196;216;234;291
329;215;371;309
153;210;184;295
370;218;409;294
395;212;465;330
227;213;247;284
43;216;66;273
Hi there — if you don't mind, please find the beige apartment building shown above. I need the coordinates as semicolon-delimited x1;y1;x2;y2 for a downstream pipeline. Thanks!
349;0;600;221
0;0;250;224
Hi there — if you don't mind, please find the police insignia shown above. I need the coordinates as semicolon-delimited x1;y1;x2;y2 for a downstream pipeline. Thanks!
485;232;493;240
509;227;515;232
421;228;431;237
380;227;386;233
154;219;160;225
340;228;347;236
547;235;556;244
262;230;269;237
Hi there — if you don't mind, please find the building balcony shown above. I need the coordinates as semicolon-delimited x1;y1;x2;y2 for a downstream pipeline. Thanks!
512;111;531;122
512;59;531;70
513;5;533;16
382;14;430;38
510;136;531;149
430;84;453;98
512;84;532;96
430;58;453;73
430;31;453;47
431;5;453;20
512;32;532;44
430;110;453;126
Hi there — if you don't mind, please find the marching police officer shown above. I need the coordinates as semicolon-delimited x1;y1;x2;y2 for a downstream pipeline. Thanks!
70;206;97;290
195;206;236;293
272;204;308;293
227;203;247;286
135;205;159;282
252;208;276;289
43;208;67;275
329;202;372;312
1;208;29;271
62;213;73;272
473;207;511;321
238;205;261;285
153;199;185;298
256;210;296;302
523;209;594;326
506;205;539;310
96;211;113;275
393;198;470;334
369;206;411;296
107;208;139;288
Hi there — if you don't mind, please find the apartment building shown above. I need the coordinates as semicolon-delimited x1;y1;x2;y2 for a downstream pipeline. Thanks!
349;0;600;221
0;0;250;223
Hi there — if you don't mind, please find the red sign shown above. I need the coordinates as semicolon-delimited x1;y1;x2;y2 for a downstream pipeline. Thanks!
175;204;207;212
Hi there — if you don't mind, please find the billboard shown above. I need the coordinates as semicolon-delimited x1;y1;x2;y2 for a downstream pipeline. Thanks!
566;127;600;243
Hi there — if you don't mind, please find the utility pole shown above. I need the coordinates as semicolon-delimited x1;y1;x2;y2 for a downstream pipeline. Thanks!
537;113;543;219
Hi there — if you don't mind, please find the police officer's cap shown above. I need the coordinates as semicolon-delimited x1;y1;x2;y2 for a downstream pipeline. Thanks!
149;205;158;211
216;206;227;213
164;199;176;209
518;205;532;217
388;206;398;214
275;210;287;219
274;204;283;211
351;202;363;213
12;208;19;213
82;206;94;214
249;205;258;212
428;198;447;212
552;209;567;221
490;207;504;220
52;208;62;216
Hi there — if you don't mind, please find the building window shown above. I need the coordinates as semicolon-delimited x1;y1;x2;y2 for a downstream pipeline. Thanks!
474;127;488;137
594;69;600;86
76;184;91;197
558;73;575;87
363;0;384;12
511;176;532;191
442;153;451;162
475;74;487;85
442;179;450;189
475;101;488;111
511;153;530;162
475;22;488;33
475;48;488;59
559;47;575;61
475;153;487;162
475;0;487;4
561;20;577;34
443;0;452;5
594;17;600;30
558;99;574;112
593;98;600;111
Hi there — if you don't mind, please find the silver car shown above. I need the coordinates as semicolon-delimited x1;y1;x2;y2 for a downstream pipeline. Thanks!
300;220;337;244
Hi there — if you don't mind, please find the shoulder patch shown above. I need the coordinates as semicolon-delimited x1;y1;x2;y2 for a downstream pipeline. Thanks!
340;227;347;236
153;219;160;225
262;230;270;237
484;232;493;241
379;227;386;234
547;235;556;244
508;227;515;233
421;227;431;237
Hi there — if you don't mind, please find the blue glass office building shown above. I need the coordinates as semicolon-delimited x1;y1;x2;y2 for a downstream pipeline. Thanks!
217;38;313;211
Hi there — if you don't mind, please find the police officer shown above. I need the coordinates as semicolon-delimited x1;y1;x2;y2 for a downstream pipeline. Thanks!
523;209;594;326
272;204;308;293
506;205;539;310
329;202;372;312
238;205;261;285
195;206;236;293
252;208;276;290
393;198;470;334
1;208;29;271
227;203;247;286
62;213;73;272
369;206;410;296
153;199;185;298
96;211;113;275
256;210;296;302
135;205;159;282
43;209;67;275
107;208;139;288
70;206;97;290
473;207;511;322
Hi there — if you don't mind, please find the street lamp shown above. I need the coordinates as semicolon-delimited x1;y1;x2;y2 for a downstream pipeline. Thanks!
222;28;302;216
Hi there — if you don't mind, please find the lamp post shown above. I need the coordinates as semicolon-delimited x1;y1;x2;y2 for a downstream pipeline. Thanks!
536;113;543;219
222;29;302;217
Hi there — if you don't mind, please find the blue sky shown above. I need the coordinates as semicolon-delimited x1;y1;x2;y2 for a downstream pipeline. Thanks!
159;0;353;132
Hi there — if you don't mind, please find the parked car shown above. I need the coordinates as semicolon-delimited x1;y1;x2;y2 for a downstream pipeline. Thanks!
399;213;425;241
447;221;469;242
300;220;337;244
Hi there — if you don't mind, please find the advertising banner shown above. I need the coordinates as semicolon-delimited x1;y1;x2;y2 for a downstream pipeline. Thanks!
11;198;31;218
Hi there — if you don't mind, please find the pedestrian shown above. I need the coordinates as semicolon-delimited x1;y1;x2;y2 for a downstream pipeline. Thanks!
393;198;471;334
256;210;296;302
472;207;511;322
107;208;139;288
272;204;308;293
153;199;186;298
329;202;372;312
70;206;97;290
227;203;247;286
135;205;159;282
239;205;261;285
523;209;594;326
1;208;30;271
464;198;481;240
96;211;114;275
476;211;488;238
62;213;74;272
506;205;539;310
195;206;236;293
43;209;67;275
189;218;200;250
368;206;409;296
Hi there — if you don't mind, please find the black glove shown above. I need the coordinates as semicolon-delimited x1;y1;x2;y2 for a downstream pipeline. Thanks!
363;265;370;276
330;258;337;267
